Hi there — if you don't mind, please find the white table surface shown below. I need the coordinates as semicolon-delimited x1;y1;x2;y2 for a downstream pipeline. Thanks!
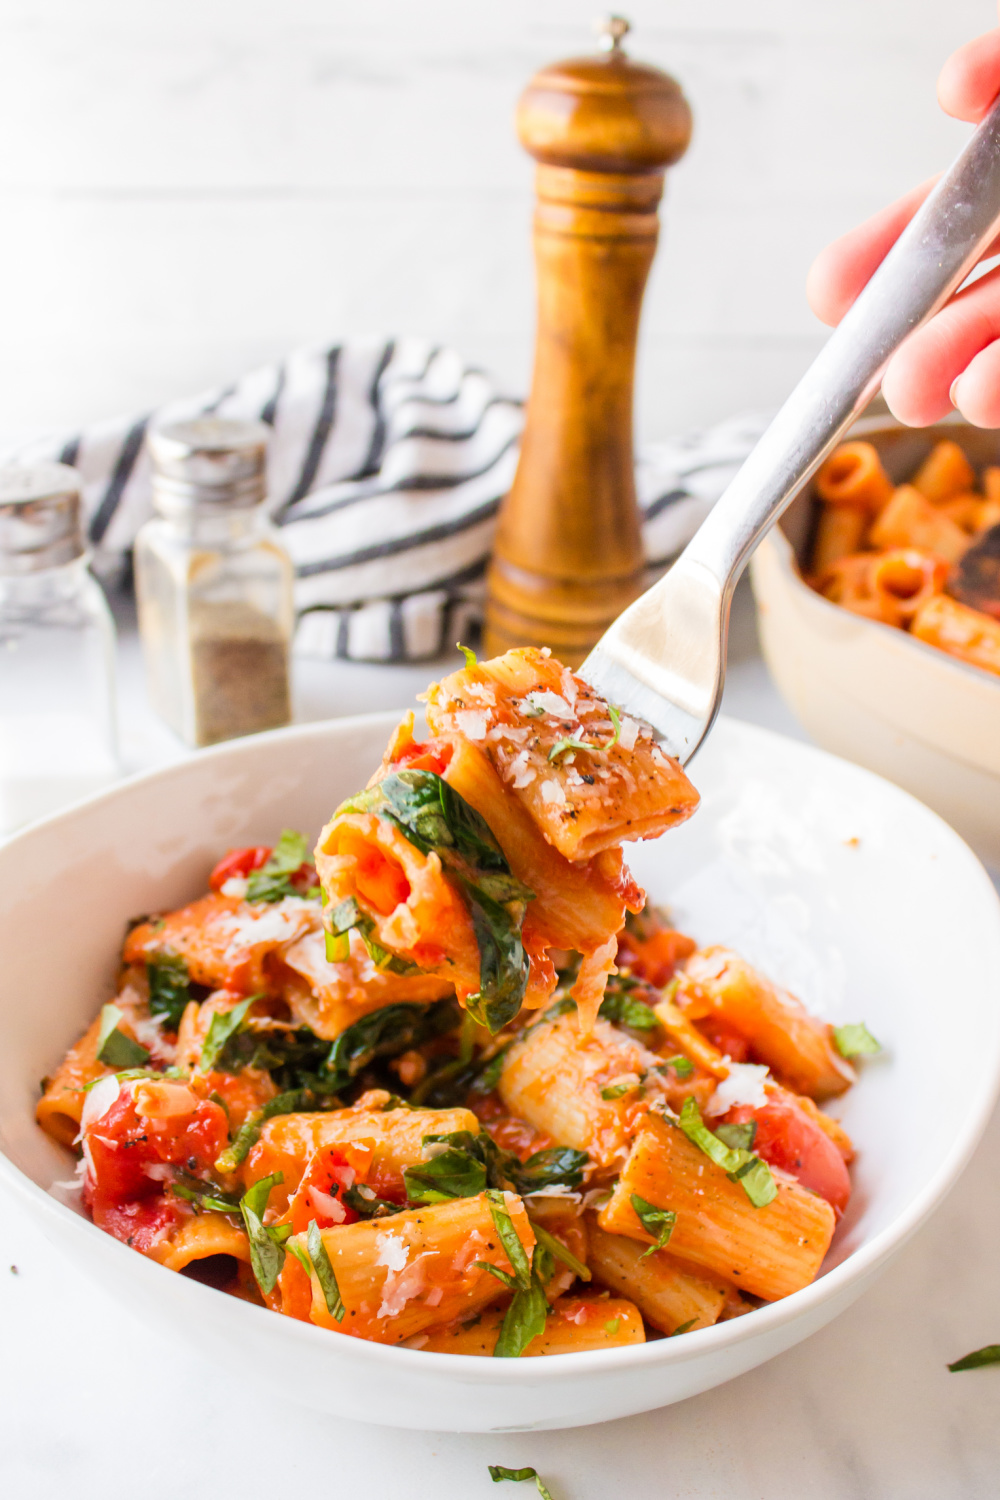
4;579;999;1498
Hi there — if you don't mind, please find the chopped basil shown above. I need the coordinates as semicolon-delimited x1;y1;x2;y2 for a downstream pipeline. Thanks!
600;1079;636;1101
404;1146;487;1205
948;1345;1000;1372
548;736;594;762
457;642;478;669
529;1221;591;1281
488;1468;554;1500
485;1189;551;1358
306;1219;345;1321
485;1188;532;1288
95;1003;149;1069
607;704;622;745
245;829;315;904
146;950;194;1029
670;1318;697;1337
475;1262;518;1291
287;1240;312;1275
832;1022;881;1058
171;1174;242;1215
677;1097;777;1208
661;1054;694;1079
240;1172;286;1294
215;1088;313;1172
598;989;660;1032
714;1120;757;1152
325;928;350;962
338;769;533;1033
630;1193;677;1259
199;994;257;1072
604;1317;621;1335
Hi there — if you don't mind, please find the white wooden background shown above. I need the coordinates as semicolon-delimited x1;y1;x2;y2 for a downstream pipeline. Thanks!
0;0;992;449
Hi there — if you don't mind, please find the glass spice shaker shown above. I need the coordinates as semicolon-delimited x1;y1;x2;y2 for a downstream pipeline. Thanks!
0;463;120;835
135;417;294;747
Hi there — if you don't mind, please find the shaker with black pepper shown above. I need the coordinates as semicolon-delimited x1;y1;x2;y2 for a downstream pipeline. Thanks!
135;418;294;747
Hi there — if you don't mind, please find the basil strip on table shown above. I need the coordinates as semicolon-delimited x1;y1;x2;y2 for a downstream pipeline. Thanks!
199;994;257;1071
488;1467;555;1500
245;828;315;904
948;1344;1000;1372
630;1193;677;1259
306;1219;345;1321
95;1003;149;1069
677;1096;777;1208
832;1022;881;1058
337;769;534;1034
240;1172;286;1295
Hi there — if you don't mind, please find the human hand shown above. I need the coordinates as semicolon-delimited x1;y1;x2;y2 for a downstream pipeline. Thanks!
807;18;1000;428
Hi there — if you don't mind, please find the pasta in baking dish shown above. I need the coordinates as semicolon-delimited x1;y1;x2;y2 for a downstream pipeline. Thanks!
808;438;1000;677
38;647;875;1358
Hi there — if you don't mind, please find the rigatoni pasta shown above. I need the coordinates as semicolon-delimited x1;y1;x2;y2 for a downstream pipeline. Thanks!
35;647;874;1359
810;437;1000;678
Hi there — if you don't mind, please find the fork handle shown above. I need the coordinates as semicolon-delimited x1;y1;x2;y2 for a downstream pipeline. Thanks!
684;92;1000;590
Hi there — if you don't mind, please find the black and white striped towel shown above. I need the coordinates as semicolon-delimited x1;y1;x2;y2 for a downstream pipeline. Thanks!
4;335;766;663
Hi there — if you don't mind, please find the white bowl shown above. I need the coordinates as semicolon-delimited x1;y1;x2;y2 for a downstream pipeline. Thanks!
750;414;1000;873
1;713;999;1432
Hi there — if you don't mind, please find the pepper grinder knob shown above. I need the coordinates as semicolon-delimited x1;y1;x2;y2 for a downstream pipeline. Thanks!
484;21;692;665
594;14;630;53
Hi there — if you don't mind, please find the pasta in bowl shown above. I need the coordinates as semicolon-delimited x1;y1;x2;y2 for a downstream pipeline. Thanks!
1;655;999;1429
750;413;1000;870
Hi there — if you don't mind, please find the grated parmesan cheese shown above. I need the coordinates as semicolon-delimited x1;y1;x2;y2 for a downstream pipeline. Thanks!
539;779;567;806
617;716;640;752
705;1061;771;1116
375;1231;409;1273
452;708;490;741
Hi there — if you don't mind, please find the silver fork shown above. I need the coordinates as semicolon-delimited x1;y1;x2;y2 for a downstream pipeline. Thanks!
582;94;1000;762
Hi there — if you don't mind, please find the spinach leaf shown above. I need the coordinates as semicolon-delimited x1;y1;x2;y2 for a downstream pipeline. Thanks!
404;1147;487;1204
171;1173;242;1216
95;1003;149;1069
245;829;315;904
511;1146;587;1196
240;1172;286;1294
324;999;459;1095
488;1466;554;1500
306;1219;345;1321
341;1184;406;1219
339;769;533;1034
146;950;194;1029
327;896;424;976
630;1192;677;1259
213;1022;337;1097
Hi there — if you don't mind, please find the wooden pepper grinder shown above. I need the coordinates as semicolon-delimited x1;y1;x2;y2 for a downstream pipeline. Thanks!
484;16;692;666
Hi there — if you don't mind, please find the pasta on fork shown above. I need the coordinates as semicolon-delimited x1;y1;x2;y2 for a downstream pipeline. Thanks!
37;647;874;1358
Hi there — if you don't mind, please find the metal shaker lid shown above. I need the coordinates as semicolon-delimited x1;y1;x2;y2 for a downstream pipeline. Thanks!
148;417;270;511
0;462;84;575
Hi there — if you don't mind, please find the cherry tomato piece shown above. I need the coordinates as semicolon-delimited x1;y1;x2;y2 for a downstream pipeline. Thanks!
209;846;271;892
727;1096;852;1214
